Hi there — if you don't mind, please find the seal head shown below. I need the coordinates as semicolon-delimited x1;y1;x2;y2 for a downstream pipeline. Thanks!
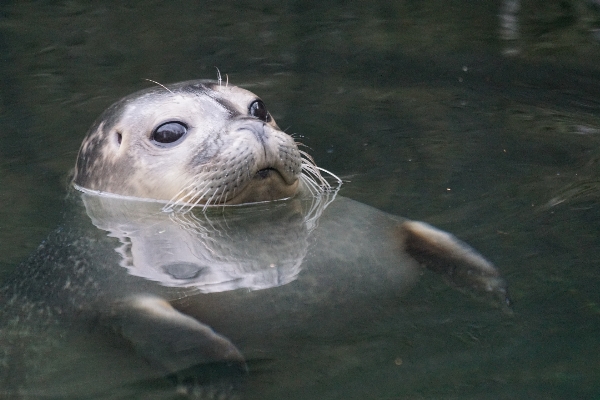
73;80;303;206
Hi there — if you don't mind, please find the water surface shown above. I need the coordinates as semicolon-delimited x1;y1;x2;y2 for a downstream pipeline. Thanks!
1;1;599;398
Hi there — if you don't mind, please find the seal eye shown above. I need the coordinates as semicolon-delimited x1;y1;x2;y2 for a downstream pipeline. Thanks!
249;100;271;122
151;122;187;145
162;262;205;280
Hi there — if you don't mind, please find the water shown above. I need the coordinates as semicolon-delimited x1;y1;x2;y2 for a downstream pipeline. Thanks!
1;1;599;398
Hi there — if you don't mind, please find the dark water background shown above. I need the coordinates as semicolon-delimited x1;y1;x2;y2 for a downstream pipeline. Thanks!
1;1;599;398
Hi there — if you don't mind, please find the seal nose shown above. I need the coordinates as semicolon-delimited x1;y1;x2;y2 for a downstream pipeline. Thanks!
237;120;267;146
228;118;302;188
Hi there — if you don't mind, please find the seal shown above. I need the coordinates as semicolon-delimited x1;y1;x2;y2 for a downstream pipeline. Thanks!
1;80;509;399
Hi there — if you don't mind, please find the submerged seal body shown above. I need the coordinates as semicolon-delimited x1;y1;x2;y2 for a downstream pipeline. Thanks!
0;80;509;399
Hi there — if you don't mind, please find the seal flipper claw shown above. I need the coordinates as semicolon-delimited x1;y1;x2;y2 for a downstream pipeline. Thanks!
110;295;246;375
398;221;510;307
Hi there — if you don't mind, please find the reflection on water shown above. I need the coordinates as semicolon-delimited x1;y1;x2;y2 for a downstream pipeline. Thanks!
1;0;599;398
81;184;338;293
500;0;521;55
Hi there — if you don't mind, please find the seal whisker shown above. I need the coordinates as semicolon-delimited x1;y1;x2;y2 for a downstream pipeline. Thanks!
183;189;203;210
215;67;222;86
299;152;327;187
300;175;319;196
315;166;342;189
301;163;322;184
215;189;228;209
143;78;174;94
171;184;201;213
300;167;324;194
186;184;213;212
202;189;220;212
170;191;196;213
304;174;322;194
298;150;319;168
298;149;342;192
299;162;342;197
295;142;315;152
177;186;198;206
164;178;198;212
187;195;205;213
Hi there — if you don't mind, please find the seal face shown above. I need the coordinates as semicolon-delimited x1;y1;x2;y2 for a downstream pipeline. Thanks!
73;80;304;206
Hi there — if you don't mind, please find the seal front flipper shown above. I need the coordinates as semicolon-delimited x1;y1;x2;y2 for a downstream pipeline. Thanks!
397;221;510;308
107;295;246;382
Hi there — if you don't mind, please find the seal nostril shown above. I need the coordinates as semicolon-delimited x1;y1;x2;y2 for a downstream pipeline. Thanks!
115;131;122;146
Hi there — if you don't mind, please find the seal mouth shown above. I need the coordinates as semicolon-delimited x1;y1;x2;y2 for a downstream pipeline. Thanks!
223;166;299;205
253;165;298;186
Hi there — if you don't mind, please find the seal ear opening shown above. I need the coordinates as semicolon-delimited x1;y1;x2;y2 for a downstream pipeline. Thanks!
114;131;122;147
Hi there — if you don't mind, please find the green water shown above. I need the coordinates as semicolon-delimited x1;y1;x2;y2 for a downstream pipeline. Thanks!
1;1;599;398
